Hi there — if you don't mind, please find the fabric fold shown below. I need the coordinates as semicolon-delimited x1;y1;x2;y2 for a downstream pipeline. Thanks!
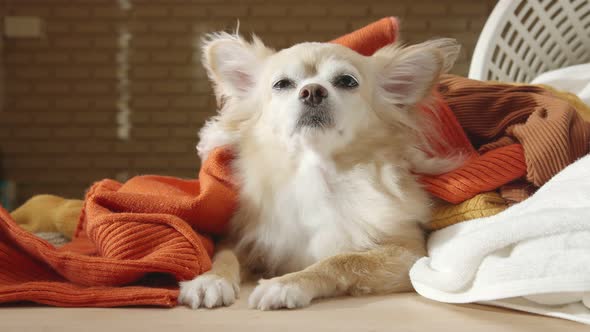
0;147;236;307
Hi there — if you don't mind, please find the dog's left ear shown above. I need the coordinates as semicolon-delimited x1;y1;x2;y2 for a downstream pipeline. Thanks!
373;38;460;109
202;32;274;100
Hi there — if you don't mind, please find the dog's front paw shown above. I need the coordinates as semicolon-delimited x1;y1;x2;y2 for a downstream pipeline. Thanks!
248;278;312;310
178;274;239;309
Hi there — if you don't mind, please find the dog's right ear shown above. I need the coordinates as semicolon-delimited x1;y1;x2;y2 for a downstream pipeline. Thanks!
373;38;460;110
202;32;273;100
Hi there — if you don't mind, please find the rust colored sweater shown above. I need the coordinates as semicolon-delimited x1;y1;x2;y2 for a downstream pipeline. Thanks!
439;75;590;187
0;147;236;307
436;76;590;201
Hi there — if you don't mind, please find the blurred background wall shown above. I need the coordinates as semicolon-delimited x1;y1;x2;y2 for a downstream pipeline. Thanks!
0;0;496;205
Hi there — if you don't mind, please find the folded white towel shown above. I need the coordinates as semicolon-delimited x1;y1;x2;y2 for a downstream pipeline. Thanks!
410;154;590;324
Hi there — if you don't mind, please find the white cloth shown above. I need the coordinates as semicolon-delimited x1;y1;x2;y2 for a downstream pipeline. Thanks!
531;63;590;106
410;154;590;324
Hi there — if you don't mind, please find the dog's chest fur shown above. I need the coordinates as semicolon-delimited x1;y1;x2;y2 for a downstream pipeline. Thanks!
231;148;427;277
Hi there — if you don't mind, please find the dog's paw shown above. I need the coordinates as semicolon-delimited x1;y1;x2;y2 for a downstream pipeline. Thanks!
178;274;239;309
248;278;312;310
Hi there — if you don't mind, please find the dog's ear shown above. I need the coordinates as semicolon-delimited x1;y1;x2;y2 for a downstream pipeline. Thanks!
373;38;460;109
202;32;274;100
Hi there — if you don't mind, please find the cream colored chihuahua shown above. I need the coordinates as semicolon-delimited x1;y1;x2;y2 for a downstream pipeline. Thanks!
179;33;461;310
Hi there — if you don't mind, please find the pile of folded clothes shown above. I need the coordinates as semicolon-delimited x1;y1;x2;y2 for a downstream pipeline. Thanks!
422;75;590;230
411;69;590;325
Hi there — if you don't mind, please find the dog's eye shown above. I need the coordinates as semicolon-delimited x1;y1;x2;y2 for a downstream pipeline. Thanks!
272;79;295;90
333;74;359;89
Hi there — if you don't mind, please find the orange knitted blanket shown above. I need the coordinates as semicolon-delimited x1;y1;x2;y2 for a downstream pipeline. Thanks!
0;148;236;306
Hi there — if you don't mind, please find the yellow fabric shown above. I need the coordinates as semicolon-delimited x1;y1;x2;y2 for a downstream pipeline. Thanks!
425;192;508;231
10;195;82;239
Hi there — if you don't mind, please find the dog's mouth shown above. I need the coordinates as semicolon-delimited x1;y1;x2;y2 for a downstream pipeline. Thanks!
295;107;334;131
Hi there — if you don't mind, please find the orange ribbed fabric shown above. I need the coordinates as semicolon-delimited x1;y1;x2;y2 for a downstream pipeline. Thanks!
421;144;527;204
330;17;398;55
418;93;527;204
438;75;590;188
0;147;236;307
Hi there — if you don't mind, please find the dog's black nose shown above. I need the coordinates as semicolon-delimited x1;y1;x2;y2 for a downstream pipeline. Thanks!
299;84;328;106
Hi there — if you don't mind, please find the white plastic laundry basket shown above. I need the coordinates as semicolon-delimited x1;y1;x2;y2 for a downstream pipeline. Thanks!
469;0;590;83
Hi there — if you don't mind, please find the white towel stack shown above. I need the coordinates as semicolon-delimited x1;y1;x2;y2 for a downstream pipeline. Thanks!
410;154;590;324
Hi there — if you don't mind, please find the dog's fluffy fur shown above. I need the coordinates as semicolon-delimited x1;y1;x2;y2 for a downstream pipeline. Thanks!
179;33;462;310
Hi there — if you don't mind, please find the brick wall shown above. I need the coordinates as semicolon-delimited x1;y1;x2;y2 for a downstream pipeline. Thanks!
0;1;4;114
0;3;5;180
0;0;497;205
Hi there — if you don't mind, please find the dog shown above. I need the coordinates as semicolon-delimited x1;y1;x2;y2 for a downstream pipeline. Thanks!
179;32;462;310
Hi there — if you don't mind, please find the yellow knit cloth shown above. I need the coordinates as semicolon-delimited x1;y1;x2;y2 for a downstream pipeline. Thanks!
10;195;82;239
425;192;508;231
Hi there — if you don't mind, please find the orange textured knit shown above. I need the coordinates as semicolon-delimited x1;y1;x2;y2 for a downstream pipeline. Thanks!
0;147;236;306
330;17;398;55
438;75;590;187
418;93;527;204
